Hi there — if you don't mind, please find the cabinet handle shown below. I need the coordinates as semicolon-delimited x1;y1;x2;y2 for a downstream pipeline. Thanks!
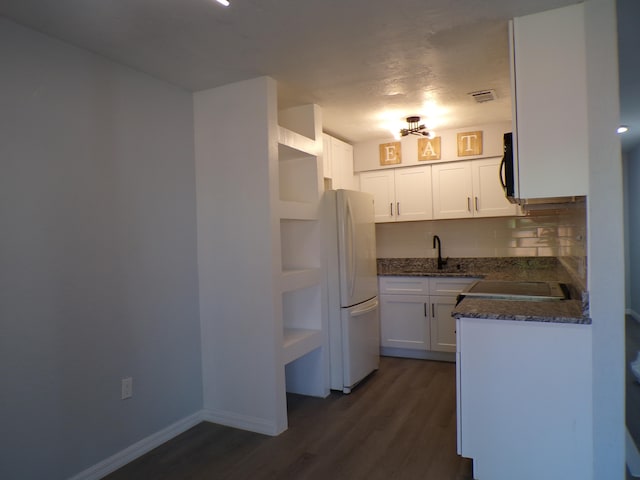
467;197;471;212
475;196;479;211
397;202;400;216
431;303;435;317
390;202;393;216
424;303;427;317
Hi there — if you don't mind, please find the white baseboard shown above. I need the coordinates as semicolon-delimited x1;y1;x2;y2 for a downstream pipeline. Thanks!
627;308;640;323
627;427;640;477
68;410;205;480
202;408;282;436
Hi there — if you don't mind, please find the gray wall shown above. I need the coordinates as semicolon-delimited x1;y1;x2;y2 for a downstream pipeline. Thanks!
0;20;202;479
626;146;640;315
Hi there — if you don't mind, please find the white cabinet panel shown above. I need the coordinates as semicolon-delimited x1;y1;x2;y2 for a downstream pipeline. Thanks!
457;317;592;479
360;166;433;223
471;158;519;217
380;294;430;350
432;162;473;219
510;4;588;199
360;169;395;222
430;295;458;353
380;276;429;295
394;166;433;221
433;159;519;219
322;134;333;179
380;276;476;355
323;134;357;190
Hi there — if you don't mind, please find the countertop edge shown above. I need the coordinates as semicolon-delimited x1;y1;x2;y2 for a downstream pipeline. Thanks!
452;297;591;325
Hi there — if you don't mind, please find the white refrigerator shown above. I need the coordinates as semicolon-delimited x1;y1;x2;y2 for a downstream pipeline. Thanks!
325;189;379;393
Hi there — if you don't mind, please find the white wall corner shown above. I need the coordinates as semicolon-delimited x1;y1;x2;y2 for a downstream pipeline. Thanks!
201;408;283;436
67;411;205;480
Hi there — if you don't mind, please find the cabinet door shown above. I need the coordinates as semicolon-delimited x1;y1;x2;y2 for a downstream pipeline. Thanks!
380;294;430;350
394;165;433;221
322;133;333;180
432;161;473;219
360;170;395;222
511;4;588;199
430;295;458;352
334;140;357;190
472;158;519;217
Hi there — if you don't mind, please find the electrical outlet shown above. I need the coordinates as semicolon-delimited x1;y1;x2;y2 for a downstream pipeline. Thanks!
121;377;133;400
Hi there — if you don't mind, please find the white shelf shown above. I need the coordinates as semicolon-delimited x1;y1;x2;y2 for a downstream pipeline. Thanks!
282;328;323;365
279;200;318;220
281;268;322;292
278;126;319;157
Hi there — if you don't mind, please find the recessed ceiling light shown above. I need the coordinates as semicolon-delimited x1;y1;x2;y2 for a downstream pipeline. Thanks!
215;0;230;6
617;125;629;134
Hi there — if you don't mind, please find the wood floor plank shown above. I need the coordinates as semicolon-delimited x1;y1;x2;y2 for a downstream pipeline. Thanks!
104;357;472;480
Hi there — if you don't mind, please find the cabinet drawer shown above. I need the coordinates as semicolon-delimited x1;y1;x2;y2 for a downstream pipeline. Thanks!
379;276;429;295
429;277;479;296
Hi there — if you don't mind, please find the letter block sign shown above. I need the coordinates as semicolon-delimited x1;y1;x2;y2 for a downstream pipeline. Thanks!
457;131;483;156
379;141;402;165
418;137;441;161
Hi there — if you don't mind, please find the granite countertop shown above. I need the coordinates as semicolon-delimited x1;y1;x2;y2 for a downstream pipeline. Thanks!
377;257;591;325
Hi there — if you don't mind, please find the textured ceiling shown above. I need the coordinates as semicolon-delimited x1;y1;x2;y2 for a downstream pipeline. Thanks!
2;0;632;146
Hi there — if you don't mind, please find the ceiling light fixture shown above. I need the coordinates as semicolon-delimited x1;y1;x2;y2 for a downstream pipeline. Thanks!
215;0;230;6
617;125;629;134
400;116;431;137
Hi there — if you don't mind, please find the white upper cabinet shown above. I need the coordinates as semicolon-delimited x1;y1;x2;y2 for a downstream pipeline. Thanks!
394;166;434;221
471;158;520;217
432;161;474;219
322;134;333;180
432;158;519;219
359;169;395;222
360;165;433;223
510;3;588;199
323;133;358;191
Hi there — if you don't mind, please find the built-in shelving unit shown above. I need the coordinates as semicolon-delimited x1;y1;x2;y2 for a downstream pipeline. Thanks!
195;76;329;438
277;104;328;397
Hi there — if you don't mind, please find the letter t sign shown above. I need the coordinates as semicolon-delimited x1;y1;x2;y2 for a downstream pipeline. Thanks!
457;131;483;156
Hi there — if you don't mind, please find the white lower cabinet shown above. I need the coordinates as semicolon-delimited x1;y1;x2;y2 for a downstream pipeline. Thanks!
379;276;477;358
430;295;458;353
380;293;430;350
457;317;592;480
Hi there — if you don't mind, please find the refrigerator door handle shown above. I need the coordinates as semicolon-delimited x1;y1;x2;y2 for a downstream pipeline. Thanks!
346;197;357;299
350;299;379;317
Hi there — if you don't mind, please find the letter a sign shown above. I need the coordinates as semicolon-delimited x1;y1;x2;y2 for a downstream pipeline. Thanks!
379;142;402;165
457;131;483;156
418;137;441;161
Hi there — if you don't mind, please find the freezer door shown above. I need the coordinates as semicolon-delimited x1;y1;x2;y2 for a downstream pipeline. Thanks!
336;190;378;307
341;297;380;393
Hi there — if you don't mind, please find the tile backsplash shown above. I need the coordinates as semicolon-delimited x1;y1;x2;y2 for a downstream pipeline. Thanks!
375;203;587;287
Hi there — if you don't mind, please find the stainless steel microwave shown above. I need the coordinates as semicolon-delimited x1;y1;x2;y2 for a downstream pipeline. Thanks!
500;132;517;203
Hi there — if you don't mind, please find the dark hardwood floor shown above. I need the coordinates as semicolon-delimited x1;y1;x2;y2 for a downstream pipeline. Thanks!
104;357;472;480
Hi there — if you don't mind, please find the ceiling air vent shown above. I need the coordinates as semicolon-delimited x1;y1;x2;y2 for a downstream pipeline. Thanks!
468;89;497;103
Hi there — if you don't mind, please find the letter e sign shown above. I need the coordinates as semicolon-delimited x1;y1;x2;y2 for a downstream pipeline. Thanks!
379;142;402;165
418;137;441;161
457;131;483;156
